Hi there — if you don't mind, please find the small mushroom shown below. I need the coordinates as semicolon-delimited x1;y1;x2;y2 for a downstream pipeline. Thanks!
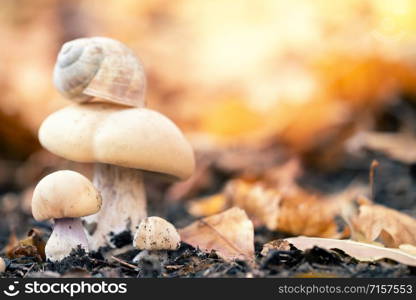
134;216;181;251
0;257;6;273
132;217;180;264
31;170;102;261
38;103;194;250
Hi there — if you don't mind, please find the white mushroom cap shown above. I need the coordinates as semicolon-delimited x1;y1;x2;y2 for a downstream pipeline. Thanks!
134;216;180;251
38;103;195;180
32;170;102;221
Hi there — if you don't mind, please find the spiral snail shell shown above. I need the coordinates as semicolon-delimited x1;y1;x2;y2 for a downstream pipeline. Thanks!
53;37;146;107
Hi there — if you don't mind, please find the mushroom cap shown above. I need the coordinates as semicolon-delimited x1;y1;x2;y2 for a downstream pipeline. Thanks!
38;103;195;180
32;170;102;221
134;216;181;250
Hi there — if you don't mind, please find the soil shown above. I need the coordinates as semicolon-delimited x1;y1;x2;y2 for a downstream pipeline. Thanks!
2;226;416;278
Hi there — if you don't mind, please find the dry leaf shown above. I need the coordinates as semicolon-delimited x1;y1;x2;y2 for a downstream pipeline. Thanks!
224;180;281;229
399;244;416;256
188;178;365;238
350;132;416;164
6;229;46;261
283;236;416;267
344;201;416;248
179;207;254;261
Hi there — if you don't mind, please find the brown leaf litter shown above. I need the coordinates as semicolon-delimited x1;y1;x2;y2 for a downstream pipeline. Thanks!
188;178;365;238
344;197;416;248
179;207;255;262
6;229;46;262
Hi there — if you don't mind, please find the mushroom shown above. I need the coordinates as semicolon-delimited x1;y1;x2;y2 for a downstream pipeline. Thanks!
134;216;181;251
53;37;146;107
31;170;102;261
38;103;195;250
0;257;6;273
132;216;180;264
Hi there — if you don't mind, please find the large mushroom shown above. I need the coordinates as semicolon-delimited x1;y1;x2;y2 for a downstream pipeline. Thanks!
31;170;102;261
38;103;195;250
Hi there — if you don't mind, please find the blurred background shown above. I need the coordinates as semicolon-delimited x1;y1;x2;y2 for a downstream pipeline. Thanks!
2;0;416;247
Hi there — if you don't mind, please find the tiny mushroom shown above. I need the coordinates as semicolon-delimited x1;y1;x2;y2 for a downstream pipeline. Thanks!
134;216;181;251
0;257;6;273
31;170;102;261
132;216;180;264
38;103;195;250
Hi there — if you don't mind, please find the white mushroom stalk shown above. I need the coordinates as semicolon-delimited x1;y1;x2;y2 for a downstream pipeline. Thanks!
31;170;102;261
0;257;6;273
46;218;89;261
84;164;146;249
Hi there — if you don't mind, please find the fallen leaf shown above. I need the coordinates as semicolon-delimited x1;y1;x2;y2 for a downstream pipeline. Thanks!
179;207;255;262
349;131;416;164
284;236;416;267
6;229;46;261
188;179;364;238
399;244;416;256
344;201;416;248
224;180;281;229
226;180;364;238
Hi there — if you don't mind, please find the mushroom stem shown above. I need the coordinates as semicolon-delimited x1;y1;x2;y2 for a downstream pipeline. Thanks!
45;218;88;261
84;163;147;250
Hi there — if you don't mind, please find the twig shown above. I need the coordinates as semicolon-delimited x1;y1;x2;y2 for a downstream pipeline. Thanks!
165;265;184;270
110;256;137;270
369;160;379;202
23;263;35;278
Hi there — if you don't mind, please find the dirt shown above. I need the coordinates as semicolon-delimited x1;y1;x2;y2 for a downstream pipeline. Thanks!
2;227;416;278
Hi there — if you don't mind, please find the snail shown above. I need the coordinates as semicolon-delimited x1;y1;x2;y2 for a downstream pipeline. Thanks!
53;37;146;107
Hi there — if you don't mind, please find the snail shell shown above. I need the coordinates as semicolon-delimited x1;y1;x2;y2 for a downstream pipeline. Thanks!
53;37;146;107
